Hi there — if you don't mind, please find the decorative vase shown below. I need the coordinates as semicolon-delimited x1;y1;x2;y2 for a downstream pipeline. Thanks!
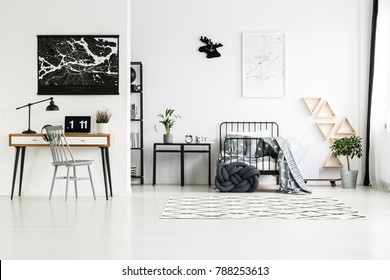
340;170;358;189
131;67;136;83
96;123;108;134
163;134;173;144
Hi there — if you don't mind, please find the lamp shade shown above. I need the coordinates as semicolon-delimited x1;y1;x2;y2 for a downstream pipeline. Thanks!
46;100;59;111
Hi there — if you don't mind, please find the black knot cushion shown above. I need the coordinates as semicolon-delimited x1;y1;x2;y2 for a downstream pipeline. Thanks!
215;162;260;192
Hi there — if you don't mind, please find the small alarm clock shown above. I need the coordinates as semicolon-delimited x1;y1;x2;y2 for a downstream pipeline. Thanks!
185;134;193;144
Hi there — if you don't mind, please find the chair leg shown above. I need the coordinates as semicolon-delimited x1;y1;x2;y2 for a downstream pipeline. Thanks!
73;167;78;199
49;166;58;200
87;165;96;200
65;167;70;202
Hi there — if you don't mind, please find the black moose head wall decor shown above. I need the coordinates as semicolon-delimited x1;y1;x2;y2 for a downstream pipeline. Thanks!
198;36;223;58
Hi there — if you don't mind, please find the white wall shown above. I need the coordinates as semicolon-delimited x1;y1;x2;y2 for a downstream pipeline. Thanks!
0;0;130;196
131;0;371;184
0;0;370;194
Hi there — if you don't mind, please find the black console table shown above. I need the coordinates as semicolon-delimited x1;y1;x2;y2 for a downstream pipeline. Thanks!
153;142;212;186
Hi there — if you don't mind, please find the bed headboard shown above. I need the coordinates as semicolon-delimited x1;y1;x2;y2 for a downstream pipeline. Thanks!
219;121;279;152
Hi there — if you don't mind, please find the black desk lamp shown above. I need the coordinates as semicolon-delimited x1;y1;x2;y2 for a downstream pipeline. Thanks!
16;97;59;134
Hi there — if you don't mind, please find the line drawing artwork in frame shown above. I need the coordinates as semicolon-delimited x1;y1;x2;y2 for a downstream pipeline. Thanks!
37;35;119;95
242;32;285;98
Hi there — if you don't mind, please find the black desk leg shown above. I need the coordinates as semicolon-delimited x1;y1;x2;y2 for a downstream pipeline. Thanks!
100;147;109;200
11;147;21;200
180;145;184;187
104;148;113;197
19;147;26;196
153;144;156;186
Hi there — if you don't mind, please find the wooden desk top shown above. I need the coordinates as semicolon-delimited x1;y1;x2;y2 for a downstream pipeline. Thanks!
9;133;111;147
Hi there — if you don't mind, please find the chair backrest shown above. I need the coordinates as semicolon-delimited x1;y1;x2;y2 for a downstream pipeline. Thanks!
45;125;75;164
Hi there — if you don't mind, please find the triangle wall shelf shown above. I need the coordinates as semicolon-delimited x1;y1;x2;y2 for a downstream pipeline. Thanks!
302;97;322;115
335;116;356;135
316;100;336;118
316;122;336;140
323;151;343;168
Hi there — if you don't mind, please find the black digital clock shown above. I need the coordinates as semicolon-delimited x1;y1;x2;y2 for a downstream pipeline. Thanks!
64;116;91;133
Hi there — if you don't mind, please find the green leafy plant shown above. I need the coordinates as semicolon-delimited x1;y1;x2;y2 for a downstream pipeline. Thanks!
330;135;363;171
96;108;112;123
155;108;181;134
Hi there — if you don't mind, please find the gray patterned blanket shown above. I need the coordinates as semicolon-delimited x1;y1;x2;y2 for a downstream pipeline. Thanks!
256;137;311;194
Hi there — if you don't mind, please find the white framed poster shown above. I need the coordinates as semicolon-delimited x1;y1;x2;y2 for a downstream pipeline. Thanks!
242;32;285;97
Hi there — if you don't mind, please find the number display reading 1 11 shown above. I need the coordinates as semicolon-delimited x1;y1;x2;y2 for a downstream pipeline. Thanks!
64;116;91;133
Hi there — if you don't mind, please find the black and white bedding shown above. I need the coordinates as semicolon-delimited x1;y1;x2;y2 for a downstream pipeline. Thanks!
218;134;311;194
218;134;277;169
223;135;279;156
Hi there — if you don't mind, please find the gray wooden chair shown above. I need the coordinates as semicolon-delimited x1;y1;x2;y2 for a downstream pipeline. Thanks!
45;125;96;201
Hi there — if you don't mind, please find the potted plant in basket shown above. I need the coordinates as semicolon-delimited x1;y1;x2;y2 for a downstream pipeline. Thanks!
155;108;181;143
330;135;363;188
96;108;112;134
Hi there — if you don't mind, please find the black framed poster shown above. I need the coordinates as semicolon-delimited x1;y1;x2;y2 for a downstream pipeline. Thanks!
37;35;119;95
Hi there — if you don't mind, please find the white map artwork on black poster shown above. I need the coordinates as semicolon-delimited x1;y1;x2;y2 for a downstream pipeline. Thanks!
243;33;285;97
37;35;119;95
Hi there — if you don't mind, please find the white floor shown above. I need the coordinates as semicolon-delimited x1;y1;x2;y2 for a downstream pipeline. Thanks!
1;184;390;260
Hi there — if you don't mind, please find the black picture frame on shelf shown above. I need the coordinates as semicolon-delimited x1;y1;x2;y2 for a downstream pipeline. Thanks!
131;62;143;92
37;35;119;95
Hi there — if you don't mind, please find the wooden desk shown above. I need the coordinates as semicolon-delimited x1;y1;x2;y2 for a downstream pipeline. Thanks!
9;133;113;200
152;142;212;186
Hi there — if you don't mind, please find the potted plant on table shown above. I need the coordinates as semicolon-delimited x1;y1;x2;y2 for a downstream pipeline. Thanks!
330;135;363;188
155;108;181;143
96;108;112;134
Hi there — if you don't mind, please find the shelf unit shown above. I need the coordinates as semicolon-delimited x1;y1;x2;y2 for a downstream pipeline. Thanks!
130;62;144;185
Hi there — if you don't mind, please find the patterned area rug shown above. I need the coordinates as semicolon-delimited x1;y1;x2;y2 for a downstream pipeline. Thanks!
160;195;366;220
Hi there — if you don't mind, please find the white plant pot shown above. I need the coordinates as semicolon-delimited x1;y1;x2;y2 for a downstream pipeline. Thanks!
96;123;108;134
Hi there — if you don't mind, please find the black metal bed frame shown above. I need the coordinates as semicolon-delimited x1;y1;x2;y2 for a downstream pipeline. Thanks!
219;121;280;180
